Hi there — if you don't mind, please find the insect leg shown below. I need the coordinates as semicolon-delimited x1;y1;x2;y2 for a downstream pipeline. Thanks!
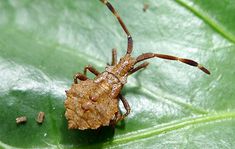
73;73;88;84
135;53;210;74
111;48;117;66
112;95;131;124
84;65;100;76
119;94;131;119
110;111;122;126
129;62;149;75
100;0;133;54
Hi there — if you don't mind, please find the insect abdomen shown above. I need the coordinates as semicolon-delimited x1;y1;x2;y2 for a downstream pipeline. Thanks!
65;80;119;130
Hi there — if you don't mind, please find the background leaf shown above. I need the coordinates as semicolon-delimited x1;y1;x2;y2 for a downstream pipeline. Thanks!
0;0;235;148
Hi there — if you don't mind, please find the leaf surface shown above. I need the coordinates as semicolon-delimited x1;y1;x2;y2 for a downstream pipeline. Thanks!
0;0;235;148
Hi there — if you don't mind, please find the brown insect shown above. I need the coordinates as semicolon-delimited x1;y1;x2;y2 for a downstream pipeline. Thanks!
16;116;27;124
36;111;45;124
64;0;210;130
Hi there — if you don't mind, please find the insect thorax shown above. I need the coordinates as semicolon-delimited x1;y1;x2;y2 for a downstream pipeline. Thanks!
94;71;123;98
106;54;136;83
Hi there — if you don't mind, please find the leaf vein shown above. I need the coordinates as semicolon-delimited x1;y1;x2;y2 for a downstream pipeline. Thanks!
175;0;235;44
105;112;235;147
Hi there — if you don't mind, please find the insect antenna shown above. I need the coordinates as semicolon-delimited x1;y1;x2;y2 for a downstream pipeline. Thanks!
135;53;210;74
100;0;133;54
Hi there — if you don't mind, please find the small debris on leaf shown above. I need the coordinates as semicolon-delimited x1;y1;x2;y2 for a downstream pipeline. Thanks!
143;3;149;12
36;111;45;124
16;116;27;124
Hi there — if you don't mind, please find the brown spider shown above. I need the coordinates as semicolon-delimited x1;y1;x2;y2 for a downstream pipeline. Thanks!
64;0;210;130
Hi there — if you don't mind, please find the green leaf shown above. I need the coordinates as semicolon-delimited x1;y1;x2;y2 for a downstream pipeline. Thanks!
0;0;235;148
